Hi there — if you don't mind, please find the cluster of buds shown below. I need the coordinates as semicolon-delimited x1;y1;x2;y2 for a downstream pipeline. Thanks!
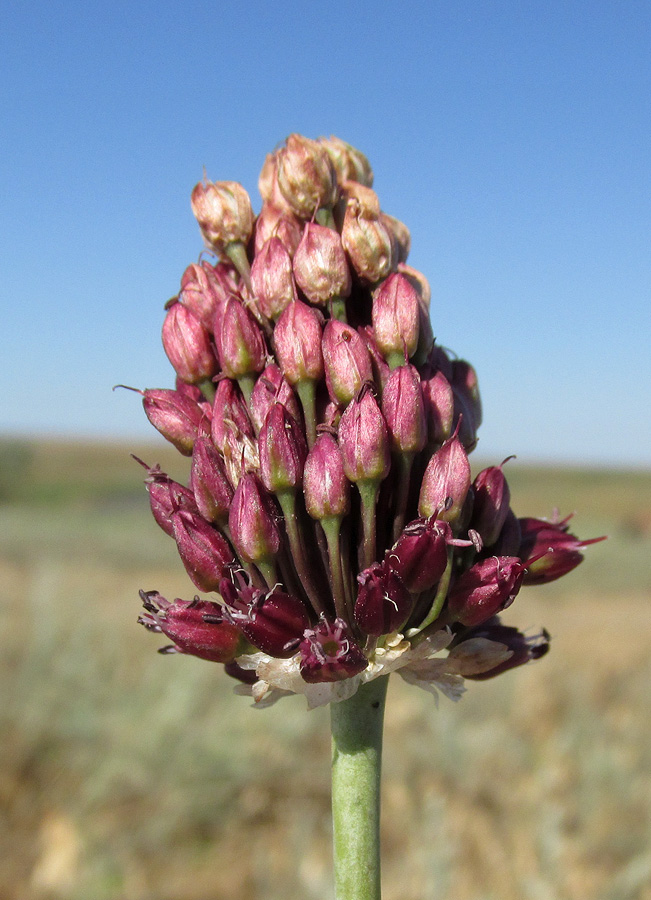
135;134;603;708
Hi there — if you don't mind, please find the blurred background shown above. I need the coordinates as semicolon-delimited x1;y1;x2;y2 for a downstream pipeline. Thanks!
1;1;650;898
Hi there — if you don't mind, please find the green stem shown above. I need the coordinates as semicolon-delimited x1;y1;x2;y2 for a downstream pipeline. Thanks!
358;480;380;570
331;676;388;900
277;491;325;616
197;378;216;403
225;240;252;293
392;452;414;543
321;516;348;621
297;379;318;448
316;206;336;229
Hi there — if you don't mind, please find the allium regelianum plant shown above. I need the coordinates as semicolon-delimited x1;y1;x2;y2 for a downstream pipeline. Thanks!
131;134;603;900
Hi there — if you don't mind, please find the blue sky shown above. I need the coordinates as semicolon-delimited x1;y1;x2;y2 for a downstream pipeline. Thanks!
2;1;650;465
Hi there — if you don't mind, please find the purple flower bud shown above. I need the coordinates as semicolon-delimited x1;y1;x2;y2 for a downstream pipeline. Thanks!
143;388;208;456
180;261;237;331
229;473;283;564
372;273;420;364
250;236;298;320
421;370;455;447
171;510;235;592
191;179;254;252
338;385;391;484
136;459;198;537
273;300;324;384
217;296;267;380
139;591;243;663
358;326;391;392
221;574;310;658
381;364;427;454
254;203;304;257
398;263;431;308
418;432;471;524
162;301;217;384
322;320;374;406
249;364;302;433
293;222;352;306
354;562;413;636
190;435;234;524
259;402;308;493
299;617;368;683
319;136;374;187
387;517;470;593
451;359;482;430
380;212;410;264
277;134;338;218
518;516;606;585
447;557;526;627
451;386;479;452
341;196;394;284
470;462;512;548
457;620;550;680
210;379;254;452
303;432;351;520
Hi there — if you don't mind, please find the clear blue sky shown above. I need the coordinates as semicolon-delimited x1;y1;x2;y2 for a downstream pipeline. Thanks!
2;1;649;465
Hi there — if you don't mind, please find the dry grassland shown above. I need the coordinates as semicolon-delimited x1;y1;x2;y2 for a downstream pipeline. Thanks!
0;439;649;900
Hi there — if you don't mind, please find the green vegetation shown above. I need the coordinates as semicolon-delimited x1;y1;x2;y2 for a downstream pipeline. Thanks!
1;439;650;900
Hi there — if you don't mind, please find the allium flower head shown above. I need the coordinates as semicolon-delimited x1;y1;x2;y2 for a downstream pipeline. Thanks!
135;133;603;708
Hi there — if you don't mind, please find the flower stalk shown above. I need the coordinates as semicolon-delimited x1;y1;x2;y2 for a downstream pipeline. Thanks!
331;676;388;900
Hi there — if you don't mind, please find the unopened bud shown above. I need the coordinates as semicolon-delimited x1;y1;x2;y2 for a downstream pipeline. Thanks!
319;136;373;187
293;222;351;306
190;434;234;524
380;212;410;264
470;462;512;548
372;273;420;365
249;364;302;433
143;388;208;456
162;301;217;384
172;510;235;592
381;364;427;454
519;516;606;585
259;402;308;494
338;385;391;484
303;432;350;520
322;320;373;406
210;379;254;452
277;134;338;218
180;261;237;331
354;562;412;636
447;557;526;627
387;517;470;593
418;432;471;524
228;473;282;564
250;236;298;320
254;203;304;258
273;300;324;384
217;297;267;380
341;197;394;283
421;370;455;446
191;179;254;252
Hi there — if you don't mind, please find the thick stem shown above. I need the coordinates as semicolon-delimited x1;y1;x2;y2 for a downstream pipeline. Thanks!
297;379;318;448
331;676;388;900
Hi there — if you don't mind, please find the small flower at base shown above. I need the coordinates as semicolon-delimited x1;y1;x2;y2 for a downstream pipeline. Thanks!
446;557;526;627
322;320;374;406
518;516;606;585
139;591;243;663
172;510;235;592
387;517;472;593
142;388;208;456
299;617;368;683
293;222;352;306
220;573;311;658
191;179;254;252
354;562;413;636
303;432;351;520
454;618;550;680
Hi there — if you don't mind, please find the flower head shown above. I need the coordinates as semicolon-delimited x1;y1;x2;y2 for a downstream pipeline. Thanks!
134;133;602;707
